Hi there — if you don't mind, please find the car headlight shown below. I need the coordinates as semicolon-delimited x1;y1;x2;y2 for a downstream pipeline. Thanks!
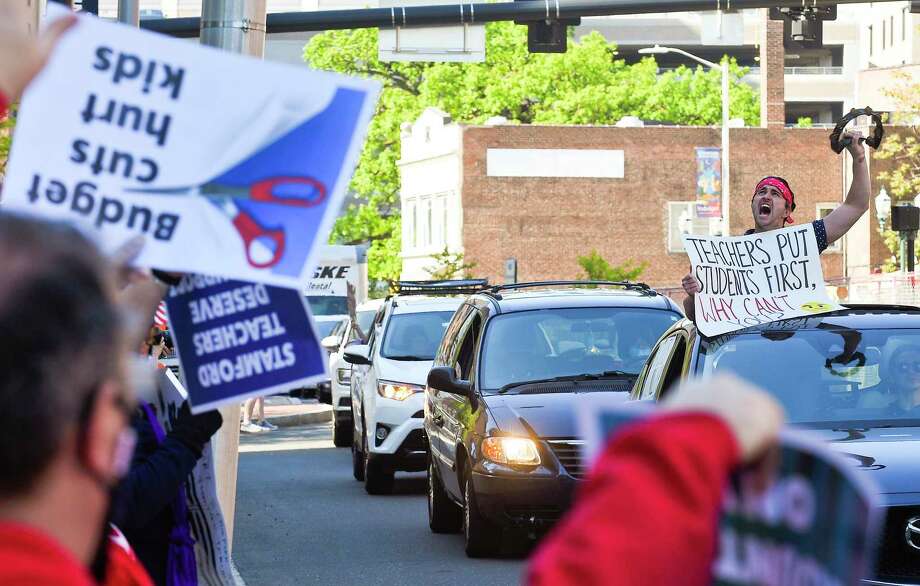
336;367;351;385
377;380;424;401
481;437;541;466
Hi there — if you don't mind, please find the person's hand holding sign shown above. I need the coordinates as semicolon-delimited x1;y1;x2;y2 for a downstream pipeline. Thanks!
0;2;75;104
681;271;701;321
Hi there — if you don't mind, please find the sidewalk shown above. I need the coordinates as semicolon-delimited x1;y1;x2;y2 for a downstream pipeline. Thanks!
259;396;333;428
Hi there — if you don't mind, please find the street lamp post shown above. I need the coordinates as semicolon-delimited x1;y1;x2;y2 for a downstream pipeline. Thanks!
640;45;731;236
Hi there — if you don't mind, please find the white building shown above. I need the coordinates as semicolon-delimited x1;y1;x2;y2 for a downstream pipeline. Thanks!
397;108;464;280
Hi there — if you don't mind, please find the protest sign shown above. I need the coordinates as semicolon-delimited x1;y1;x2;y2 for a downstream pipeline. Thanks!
577;396;881;586
165;275;327;412
151;368;235;586
683;223;842;337
3;6;380;288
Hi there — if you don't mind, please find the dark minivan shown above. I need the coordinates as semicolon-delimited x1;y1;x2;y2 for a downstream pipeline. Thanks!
424;281;682;557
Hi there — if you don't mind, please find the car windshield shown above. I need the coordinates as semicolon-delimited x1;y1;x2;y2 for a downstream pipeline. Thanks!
306;296;348;316
480;307;681;392
380;311;456;361
698;327;920;428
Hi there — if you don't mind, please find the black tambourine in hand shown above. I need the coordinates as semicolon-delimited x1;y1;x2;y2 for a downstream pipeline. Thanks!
830;107;884;154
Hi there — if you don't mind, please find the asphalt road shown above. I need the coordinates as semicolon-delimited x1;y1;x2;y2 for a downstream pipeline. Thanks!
233;423;526;586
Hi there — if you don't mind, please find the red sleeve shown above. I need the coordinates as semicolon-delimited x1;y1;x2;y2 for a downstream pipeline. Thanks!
527;412;740;586
0;90;8;120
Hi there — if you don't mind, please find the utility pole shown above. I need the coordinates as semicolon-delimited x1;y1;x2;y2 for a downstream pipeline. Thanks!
198;0;267;551
117;0;138;26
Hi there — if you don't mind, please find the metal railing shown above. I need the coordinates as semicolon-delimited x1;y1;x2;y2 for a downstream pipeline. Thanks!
784;66;844;75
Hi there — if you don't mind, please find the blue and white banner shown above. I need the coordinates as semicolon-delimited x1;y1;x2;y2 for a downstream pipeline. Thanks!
166;275;327;412
3;5;380;288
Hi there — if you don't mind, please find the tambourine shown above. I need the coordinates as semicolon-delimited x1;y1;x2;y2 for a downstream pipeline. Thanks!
830;107;884;154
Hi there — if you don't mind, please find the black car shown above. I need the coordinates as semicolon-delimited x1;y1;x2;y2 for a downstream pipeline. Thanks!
630;305;920;586
424;281;683;557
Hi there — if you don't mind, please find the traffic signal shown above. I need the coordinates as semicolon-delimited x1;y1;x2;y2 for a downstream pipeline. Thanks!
770;5;836;49
514;0;580;53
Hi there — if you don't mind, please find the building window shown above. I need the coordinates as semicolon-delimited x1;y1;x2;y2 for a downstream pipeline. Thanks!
869;25;874;56
404;199;416;250
667;202;695;253
817;204;842;252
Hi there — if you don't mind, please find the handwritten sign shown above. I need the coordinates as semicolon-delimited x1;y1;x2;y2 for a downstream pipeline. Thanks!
577;397;880;586
682;224;842;337
2;6;379;288
165;275;327;412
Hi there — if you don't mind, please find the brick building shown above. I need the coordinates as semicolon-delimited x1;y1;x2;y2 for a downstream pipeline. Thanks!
398;12;891;294
400;115;890;290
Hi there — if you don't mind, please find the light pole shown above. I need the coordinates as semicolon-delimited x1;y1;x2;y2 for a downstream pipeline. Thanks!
640;45;730;236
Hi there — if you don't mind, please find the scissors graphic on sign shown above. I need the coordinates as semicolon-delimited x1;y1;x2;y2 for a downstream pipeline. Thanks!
132;176;326;268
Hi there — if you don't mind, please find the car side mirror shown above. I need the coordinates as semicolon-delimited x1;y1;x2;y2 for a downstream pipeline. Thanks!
427;366;473;398
320;335;341;352
343;345;371;366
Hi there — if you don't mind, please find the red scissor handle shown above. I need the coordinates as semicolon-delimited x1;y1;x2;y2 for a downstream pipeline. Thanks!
232;211;286;269
250;176;327;207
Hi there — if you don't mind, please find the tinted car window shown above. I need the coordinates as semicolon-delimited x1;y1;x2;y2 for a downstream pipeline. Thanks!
315;320;341;339
698;328;920;426
306;296;348;316
349;309;378;342
479;307;681;392
381;311;456;361
638;335;678;400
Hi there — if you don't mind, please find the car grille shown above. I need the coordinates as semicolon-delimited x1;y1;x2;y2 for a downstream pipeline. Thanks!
873;505;920;581
515;379;633;395
547;439;586;479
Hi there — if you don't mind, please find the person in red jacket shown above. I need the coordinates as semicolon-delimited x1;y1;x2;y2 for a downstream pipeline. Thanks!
0;1;74;118
527;374;785;586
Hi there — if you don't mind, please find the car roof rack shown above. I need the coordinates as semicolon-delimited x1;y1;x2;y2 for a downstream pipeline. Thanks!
482;280;655;299
391;279;489;298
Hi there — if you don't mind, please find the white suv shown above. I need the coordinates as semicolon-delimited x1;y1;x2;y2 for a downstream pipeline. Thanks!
344;281;485;494
324;299;383;447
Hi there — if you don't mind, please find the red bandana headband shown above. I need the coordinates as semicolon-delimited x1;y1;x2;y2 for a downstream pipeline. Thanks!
754;178;795;224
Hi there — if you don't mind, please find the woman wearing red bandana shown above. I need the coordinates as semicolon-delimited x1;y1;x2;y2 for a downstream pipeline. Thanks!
682;130;870;321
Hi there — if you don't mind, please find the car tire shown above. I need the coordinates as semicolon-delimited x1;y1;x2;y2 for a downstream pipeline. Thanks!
364;452;395;495
352;411;365;481
333;416;352;448
463;467;502;558
428;456;461;534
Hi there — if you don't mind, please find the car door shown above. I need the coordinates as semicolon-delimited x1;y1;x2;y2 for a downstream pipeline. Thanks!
439;308;484;496
428;304;472;480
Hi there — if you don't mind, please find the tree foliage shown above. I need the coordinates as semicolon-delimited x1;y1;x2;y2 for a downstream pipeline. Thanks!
577;250;648;282
872;71;920;271
305;23;760;282
424;247;477;280
0;107;15;179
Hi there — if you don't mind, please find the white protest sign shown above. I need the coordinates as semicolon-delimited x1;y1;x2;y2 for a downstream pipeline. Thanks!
682;224;842;337
3;6;380;288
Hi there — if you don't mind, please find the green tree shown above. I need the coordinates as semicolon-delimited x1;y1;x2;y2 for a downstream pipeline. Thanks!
577;250;647;282
871;72;920;271
305;23;760;282
424;247;477;280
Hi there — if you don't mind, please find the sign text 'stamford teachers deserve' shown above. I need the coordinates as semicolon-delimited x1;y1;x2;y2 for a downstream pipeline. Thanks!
682;224;842;336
